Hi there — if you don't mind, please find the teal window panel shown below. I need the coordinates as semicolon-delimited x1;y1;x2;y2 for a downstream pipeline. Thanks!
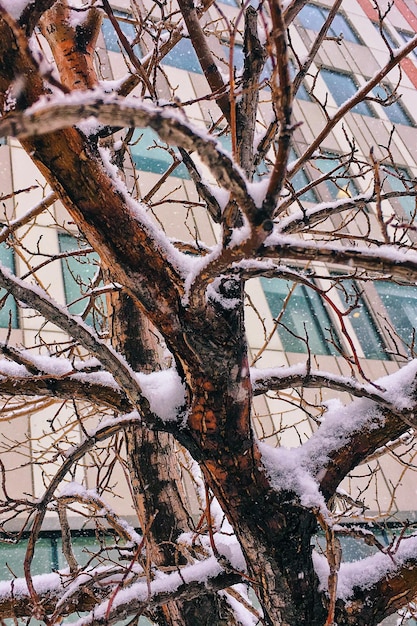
373;85;414;126
102;11;141;56
58;234;106;326
298;4;361;44
289;60;312;101
288;148;319;202
383;165;416;219
0;243;18;328
321;69;374;117
336;279;388;360
130;128;190;179
162;38;202;74
313;152;359;199
261;277;340;355
375;281;417;353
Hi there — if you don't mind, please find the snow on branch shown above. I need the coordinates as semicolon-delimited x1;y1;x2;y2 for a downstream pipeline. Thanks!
72;557;241;626
259;233;417;282
302;360;417;496
0;557;242;622
314;532;417;615
0;92;259;223
251;362;417;417
0;263;148;409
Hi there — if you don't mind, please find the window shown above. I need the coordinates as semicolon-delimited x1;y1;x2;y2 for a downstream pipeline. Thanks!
382;165;416;219
297;4;362;44
373;22;398;50
320;69;374;116
59;234;106;326
313;152;359;199
129;128;189;179
162;38;202;74
397;30;417;61
335;279;388;360
0;243;18;328
287;148;318;202
373;85;414;126
375;282;417;354
261;277;340;355
101;11;141;56
290;60;312;101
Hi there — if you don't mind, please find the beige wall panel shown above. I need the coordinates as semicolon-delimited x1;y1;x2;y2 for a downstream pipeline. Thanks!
249;348;290;371
160;67;204;122
295;102;340;152
358;358;392;381
0;414;33;503
245;279;283;352
395;126;417;164
9;148;52;220
0;144;14;221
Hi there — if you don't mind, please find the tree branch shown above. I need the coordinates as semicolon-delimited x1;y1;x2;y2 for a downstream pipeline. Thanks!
258;234;417;282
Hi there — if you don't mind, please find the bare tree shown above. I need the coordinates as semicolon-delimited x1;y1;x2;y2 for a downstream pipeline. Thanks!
0;1;417;624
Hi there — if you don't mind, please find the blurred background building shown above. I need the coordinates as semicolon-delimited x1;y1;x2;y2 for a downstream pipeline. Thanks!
0;2;417;621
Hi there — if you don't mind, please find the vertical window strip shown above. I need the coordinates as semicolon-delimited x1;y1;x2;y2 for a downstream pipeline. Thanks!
261;276;340;356
0;243;18;328
58;233;106;327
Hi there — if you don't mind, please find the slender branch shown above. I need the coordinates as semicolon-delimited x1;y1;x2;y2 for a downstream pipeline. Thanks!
0;96;256;218
0;373;131;412
290;34;417;178
177;0;230;119
263;0;293;217
0;265;147;409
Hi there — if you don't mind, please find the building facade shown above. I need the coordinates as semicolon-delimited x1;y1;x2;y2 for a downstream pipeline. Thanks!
0;0;417;622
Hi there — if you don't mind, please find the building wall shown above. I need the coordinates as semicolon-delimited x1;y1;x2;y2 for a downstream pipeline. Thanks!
0;0;416;534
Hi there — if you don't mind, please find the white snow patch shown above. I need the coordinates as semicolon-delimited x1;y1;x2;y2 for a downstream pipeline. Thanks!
0;0;30;20
313;534;417;601
136;368;186;422
259;441;326;510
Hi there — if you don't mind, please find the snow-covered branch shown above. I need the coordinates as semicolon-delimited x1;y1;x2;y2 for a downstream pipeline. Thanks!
259;234;417;282
0;264;148;409
0;94;258;222
0;557;242;622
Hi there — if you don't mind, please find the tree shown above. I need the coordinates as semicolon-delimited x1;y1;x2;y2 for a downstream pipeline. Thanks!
0;0;416;624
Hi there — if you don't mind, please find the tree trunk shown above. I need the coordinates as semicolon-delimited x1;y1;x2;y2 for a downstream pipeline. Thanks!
110;291;237;625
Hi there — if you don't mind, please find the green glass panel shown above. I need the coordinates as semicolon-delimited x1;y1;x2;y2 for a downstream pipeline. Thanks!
162;38;202;74
321;69;374;117
288;148;318;202
375;282;417;352
337;279;388;360
383;165;416;219
130;128;190;179
102;12;141;56
261;277;339;355
314;153;359;199
0;243;18;328
373;85;413;126
298;4;361;43
59;234;106;326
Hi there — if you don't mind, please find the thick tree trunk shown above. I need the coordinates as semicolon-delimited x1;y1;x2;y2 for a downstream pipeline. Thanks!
110;291;237;625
